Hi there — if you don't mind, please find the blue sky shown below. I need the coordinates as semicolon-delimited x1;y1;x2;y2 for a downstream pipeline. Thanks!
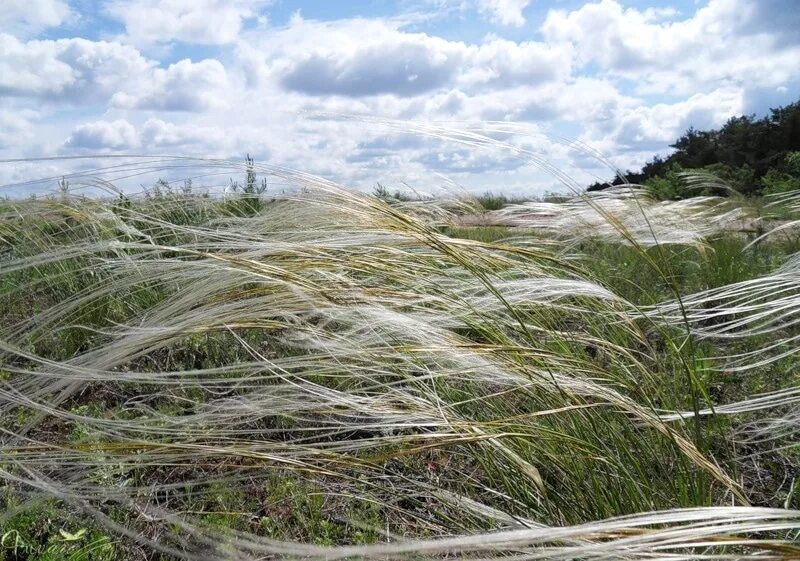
1;0;799;195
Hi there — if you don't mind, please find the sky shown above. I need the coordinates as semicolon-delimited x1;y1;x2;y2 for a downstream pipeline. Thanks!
1;0;799;196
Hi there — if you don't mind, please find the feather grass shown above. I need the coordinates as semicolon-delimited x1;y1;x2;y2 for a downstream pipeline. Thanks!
1;153;800;558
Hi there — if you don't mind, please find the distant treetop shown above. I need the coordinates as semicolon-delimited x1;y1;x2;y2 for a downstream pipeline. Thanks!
587;98;800;199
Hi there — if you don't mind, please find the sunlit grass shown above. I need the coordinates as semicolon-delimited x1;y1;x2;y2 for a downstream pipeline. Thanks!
1;157;800;559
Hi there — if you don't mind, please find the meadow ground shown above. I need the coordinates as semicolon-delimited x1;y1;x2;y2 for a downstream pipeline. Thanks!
2;169;800;560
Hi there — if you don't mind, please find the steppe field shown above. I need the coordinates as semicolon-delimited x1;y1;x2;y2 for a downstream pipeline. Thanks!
2;155;800;560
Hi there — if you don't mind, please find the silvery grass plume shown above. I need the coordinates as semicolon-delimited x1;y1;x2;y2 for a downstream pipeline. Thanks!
744;193;800;250
765;187;800;216
648;271;800;466
0;155;797;559
646;188;800;452
646;178;800;371
651;256;800;372
492;187;747;247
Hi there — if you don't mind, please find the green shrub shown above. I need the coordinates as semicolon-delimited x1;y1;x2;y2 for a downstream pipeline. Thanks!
643;163;686;200
761;152;800;195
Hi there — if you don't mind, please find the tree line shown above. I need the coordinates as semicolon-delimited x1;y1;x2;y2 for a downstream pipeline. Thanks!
587;97;800;199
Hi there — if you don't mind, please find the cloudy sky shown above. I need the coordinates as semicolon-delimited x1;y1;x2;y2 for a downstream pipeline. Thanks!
1;0;799;195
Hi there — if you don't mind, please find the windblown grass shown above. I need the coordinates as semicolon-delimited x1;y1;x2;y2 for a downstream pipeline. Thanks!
493;186;748;247
1;156;800;559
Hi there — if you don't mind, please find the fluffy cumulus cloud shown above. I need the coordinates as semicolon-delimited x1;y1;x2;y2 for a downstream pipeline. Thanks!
0;109;38;149
65;119;140;150
247;17;570;99
139;119;234;155
105;0;272;45
141;119;205;147
0;0;72;36
0;35;231;113
111;59;231;111
279;26;463;97
573;87;747;172
460;38;572;89
0;0;798;195
62;117;244;155
541;0;800;95
476;0;531;27
250;17;464;98
0;34;154;102
608;89;744;150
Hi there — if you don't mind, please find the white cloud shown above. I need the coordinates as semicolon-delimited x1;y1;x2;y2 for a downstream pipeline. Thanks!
244;17;570;99
106;0;271;45
0;0;72;36
0;34;154;102
111;58;231;111
267;18;465;97
64;120;140;150
476;0;531;27
460;38;572;89
2;1;798;196
580;88;745;171
540;0;800;95
0;34;229;112
0;109;38;149
140;119;223;152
